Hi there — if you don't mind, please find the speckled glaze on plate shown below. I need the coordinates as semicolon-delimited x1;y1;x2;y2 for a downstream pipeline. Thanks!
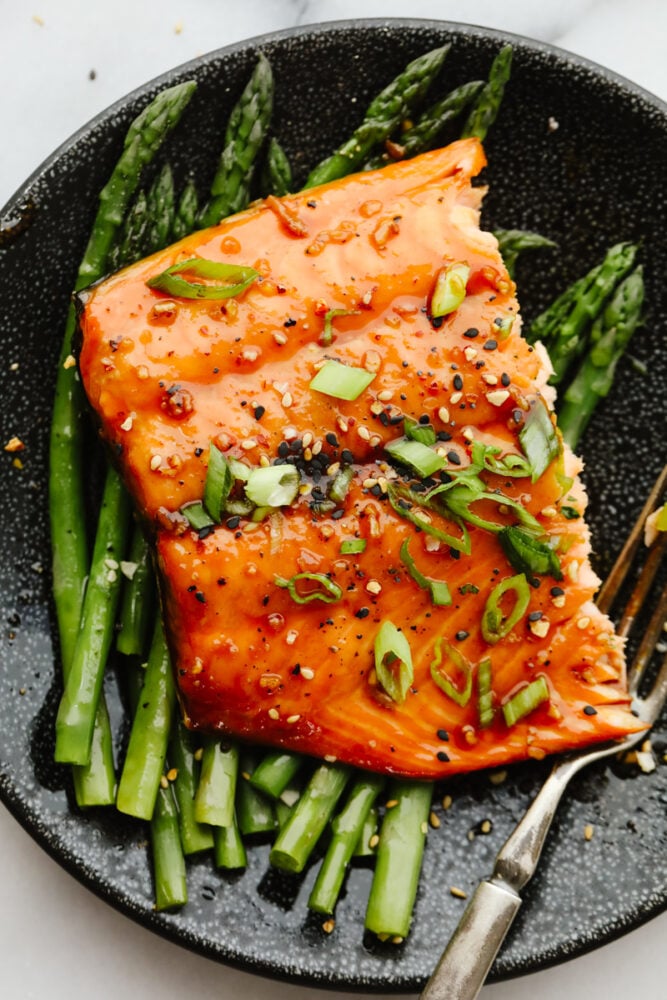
1;19;666;993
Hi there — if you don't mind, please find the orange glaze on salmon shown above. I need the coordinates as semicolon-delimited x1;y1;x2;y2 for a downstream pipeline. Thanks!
77;139;644;778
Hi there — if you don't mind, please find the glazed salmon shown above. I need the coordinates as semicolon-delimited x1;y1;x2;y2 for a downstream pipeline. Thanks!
77;138;644;778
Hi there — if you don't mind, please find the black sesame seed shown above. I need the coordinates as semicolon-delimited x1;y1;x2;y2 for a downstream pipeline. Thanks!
292;664;301;675
450;548;460;560
447;450;461;465
217;578;227;586
197;526;215;540
306;199;317;208
331;509;344;520
253;405;266;420
551;586;565;596
436;430;453;442
402;360;409;368
528;611;543;622
419;414;430;425
226;515;241;530
437;728;449;742
341;449;355;464
583;705;598;716
455;630;469;641
463;327;479;339
278;441;289;458
355;607;370;619
289;438;302;453
283;317;297;328
194;447;203;457
453;374;463;390
326;432;339;447
379;411;390;426
483;339;498;351
431;316;444;329
512;409;523;424
436;751;450;763
262;595;270;606
195;591;206;604
501;373;511;387
187;585;196;592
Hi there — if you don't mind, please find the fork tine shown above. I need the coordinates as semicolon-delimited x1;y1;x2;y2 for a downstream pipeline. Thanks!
597;463;667;615
627;575;667;696
617;533;667;640
638;649;667;725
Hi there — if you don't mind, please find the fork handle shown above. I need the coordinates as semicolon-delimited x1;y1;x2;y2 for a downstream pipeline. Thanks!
420;879;521;1000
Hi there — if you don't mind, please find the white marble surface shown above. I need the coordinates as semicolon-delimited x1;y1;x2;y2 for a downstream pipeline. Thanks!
2;2;666;998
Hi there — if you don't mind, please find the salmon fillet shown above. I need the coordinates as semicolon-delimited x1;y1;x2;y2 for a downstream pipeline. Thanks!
77;138;644;778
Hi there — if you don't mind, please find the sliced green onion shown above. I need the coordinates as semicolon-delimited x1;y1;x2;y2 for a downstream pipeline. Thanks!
502;676;550;727
430;262;470;318
436;484;543;536
374;621;413;704
404;417;436;446
275;572;342;605
385;438;444;478
499;526;563;580
481;573;530;644
245;465;299;507
204;444;233;522
560;505;580;520
430;638;472;707
320;308;359;347
399;538;451;607
478;657;494;728
519;399;560;484
228;458;251;481
223;497;254;516
147;257;259;300
494;316;514;339
329;466;354;503
340;538;367;555
471;440;532;479
309;360;376;401
181;501;214;531
387;484;471;554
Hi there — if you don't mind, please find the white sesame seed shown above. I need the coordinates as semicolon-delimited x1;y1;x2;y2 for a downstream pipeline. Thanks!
120;414;134;432
377;389;393;402
541;506;558;518
437;406;450;423
286;714;301;724
481;372;498;385
273;331;288;345
420;821;428;835
259;455;270;467
300;667;315;680
137;365;149;380
302;431;313;448
449;392;463;405
273;380;289;394
462;428;475;442
150;454;162;470
327;462;340;476
450;886;468;899
281;391;293;408
366;580;382;595
577;616;591;630
283;426;298;441
120;561;138;580
285;629;299;645
106;569;117;583
486;390;511;407
242;347;259;362
104;558;119;571
241;438;258;450
370;401;384;416
364;350;381;372
312;439;323;455
363;478;377;489
464;347;478;362
358;425;371;441
336;416;348;434
568;560;580;582
530;618;550;638
324;754;337;763
552;594;566;608
268;708;280;720
369;434;382;448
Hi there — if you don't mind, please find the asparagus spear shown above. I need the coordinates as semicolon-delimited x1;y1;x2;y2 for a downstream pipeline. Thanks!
172;178;199;241
151;782;188;910
270;762;350;873
461;44;513;142
304;45;449;188
261;136;293;196
308;773;384;914
145;163;176;253
54;467;131;765
214;812;247;869
50;80;196;800
250;750;303;799
116;524;155;656
116;620;176;819
529;241;638;381
236;753;276;836
108;189;148;271
168;724;214;855
494;227;557;278
558;266;644;448
199;53;274;226
194;739;239;827
365;79;484;170
365;780;434;939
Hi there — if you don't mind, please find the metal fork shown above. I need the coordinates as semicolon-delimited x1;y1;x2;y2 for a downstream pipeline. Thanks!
421;464;667;1000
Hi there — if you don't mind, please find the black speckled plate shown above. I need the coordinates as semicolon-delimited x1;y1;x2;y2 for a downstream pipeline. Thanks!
1;19;666;994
